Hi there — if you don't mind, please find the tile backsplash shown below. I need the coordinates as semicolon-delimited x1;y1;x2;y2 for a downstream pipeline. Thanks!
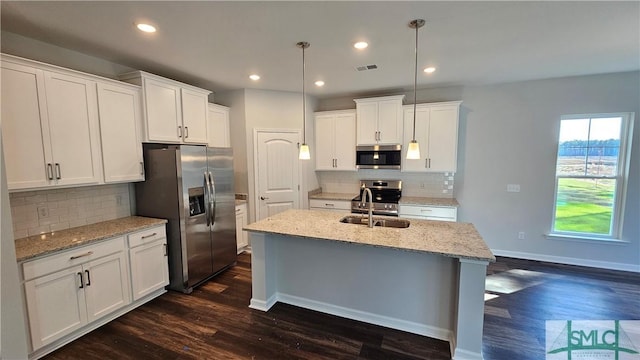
10;184;132;239
316;170;455;197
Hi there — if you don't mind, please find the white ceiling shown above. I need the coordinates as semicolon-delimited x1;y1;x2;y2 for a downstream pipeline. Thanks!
1;1;638;98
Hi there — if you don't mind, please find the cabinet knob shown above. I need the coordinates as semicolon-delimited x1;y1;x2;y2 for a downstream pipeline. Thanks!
260;196;269;200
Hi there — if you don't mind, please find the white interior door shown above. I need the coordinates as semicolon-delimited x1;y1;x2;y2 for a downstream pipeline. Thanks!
255;131;300;220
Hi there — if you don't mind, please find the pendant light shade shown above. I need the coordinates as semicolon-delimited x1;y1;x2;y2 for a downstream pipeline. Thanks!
407;19;425;160
297;41;311;160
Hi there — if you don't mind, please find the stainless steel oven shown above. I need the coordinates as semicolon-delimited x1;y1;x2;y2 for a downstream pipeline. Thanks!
351;180;402;216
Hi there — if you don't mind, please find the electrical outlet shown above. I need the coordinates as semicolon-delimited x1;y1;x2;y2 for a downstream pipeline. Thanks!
420;182;425;189
116;195;123;206
37;207;49;219
518;231;525;240
507;184;521;192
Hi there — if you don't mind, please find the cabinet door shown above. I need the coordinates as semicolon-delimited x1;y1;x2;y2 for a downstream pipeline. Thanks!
97;82;144;182
83;252;131;323
427;106;459;172
377;99;403;144
333;112;357;170
314;114;336;170
0;63;52;190
129;239;169;301
143;77;182;143
235;205;248;252
181;88;209;144
402;107;430;172
24;266;87;350
208;104;230;147
356;102;378;144
43;71;101;186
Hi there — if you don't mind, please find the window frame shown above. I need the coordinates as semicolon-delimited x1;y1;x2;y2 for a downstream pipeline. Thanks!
550;112;634;241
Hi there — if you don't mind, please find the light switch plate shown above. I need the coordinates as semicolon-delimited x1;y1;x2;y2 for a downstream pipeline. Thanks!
507;184;521;192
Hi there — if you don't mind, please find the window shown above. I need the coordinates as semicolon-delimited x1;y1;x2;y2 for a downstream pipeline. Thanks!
551;113;634;240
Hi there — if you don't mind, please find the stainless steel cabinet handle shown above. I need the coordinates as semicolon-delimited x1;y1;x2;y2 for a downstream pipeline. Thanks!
428;158;431;168
325;203;335;207
70;251;94;260
425;158;428;168
184;126;189;138
78;272;84;289
163;243;167;256
47;163;54;180
140;162;144;176
141;232;157;239
85;270;91;286
178;126;183;138
260;196;269;200
55;163;61;179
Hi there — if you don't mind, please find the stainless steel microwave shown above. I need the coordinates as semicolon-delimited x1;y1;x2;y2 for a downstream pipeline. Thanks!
355;145;402;169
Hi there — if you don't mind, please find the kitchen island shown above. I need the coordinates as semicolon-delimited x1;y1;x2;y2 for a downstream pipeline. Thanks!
245;209;494;360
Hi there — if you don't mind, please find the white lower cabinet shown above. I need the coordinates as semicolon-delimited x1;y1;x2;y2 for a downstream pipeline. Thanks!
236;203;249;252
309;199;352;213
128;226;169;301
22;225;169;356
23;237;130;351
399;204;458;222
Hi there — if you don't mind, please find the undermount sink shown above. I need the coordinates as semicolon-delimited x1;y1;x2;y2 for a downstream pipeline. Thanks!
339;215;410;229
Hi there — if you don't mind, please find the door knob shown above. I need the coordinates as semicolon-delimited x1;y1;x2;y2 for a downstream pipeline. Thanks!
260;196;269;200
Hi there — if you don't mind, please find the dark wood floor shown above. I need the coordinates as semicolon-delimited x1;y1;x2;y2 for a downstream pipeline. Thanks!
44;253;640;360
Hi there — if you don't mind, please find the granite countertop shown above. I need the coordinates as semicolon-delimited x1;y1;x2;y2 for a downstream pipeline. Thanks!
15;216;167;262
309;192;357;201
399;197;459;207
244;209;494;262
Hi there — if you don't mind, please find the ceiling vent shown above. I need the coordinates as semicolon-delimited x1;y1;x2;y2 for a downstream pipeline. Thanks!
355;64;378;72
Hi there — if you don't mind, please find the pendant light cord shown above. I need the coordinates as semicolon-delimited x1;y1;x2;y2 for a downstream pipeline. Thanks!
302;44;306;144
412;21;418;142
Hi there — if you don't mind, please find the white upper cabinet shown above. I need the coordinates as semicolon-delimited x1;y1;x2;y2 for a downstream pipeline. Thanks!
96;82;144;183
402;101;461;173
1;56;102;191
314;110;356;171
354;95;404;145
208;103;231;148
120;71;211;144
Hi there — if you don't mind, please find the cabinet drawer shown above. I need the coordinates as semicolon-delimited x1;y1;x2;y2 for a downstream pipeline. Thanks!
128;225;166;248
23;237;126;281
399;205;457;220
309;199;351;210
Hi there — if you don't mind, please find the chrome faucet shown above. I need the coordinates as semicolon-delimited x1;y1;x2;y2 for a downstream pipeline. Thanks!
362;187;374;228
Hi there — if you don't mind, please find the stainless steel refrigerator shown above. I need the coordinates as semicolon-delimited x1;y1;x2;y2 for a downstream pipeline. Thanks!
135;144;236;293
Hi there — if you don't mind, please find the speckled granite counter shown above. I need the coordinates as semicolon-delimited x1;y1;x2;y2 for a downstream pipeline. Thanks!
244;209;494;262
15;216;167;262
308;192;357;201
399;196;459;207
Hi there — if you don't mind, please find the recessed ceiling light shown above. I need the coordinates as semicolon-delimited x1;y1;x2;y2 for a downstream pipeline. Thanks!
424;67;436;74
136;23;156;33
354;42;368;50
249;74;260;81
315;81;325;87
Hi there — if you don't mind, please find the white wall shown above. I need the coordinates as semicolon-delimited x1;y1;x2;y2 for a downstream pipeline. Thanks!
1;112;30;359
456;71;639;271
216;90;248;195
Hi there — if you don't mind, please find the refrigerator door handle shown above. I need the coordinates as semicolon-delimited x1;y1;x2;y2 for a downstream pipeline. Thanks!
209;172;217;226
204;172;211;226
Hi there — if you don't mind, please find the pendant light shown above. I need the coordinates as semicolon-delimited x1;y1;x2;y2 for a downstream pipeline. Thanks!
406;19;425;160
297;41;311;160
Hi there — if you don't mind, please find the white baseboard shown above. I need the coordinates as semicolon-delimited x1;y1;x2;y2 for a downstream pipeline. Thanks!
249;294;278;311
453;348;484;360
276;293;452;342
492;249;640;273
